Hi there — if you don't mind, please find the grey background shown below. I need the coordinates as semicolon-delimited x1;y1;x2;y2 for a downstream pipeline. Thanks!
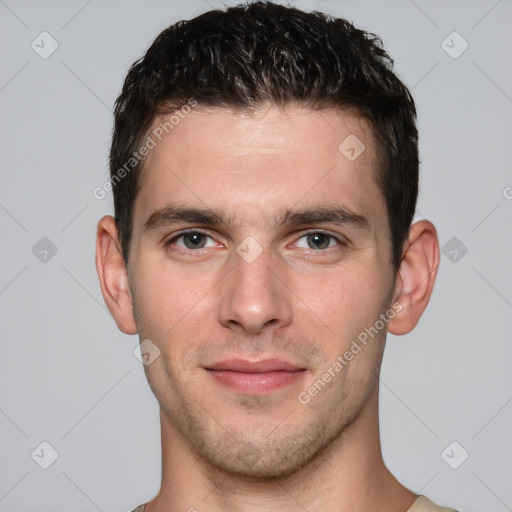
1;0;511;510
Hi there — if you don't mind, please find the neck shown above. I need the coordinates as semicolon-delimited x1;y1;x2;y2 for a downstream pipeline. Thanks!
146;386;415;512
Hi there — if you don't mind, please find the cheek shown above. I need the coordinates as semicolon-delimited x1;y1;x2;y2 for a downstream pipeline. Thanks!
131;255;210;335
132;264;201;388
296;265;388;349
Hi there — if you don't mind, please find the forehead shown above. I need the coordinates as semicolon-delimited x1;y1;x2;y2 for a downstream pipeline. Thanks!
134;104;386;232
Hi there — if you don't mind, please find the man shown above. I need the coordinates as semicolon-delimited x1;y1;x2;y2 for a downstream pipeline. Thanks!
95;2;458;511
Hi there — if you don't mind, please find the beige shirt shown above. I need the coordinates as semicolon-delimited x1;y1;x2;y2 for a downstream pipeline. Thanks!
131;494;459;511
408;495;459;511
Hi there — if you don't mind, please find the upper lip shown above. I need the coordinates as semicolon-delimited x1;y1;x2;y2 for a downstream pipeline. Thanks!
204;358;305;373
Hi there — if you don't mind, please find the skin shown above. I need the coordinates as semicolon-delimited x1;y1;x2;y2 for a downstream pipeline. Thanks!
96;104;440;512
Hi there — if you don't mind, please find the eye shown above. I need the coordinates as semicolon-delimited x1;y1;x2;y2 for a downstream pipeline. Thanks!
294;231;344;250
164;230;345;254
165;230;217;250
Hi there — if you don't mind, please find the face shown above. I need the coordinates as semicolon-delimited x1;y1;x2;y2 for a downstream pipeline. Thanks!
126;105;397;478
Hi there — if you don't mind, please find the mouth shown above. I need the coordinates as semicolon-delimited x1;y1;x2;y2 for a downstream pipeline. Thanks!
203;358;308;395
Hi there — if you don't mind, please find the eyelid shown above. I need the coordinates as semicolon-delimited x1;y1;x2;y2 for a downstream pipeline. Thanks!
291;230;348;249
164;228;348;251
164;228;218;247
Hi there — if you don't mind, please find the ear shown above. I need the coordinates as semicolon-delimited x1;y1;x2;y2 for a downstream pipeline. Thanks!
95;215;137;335
387;220;440;335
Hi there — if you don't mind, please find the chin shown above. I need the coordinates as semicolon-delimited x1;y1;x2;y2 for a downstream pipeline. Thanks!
207;451;309;482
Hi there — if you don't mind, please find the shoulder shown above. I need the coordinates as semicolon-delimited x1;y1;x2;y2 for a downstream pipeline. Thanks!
408;495;459;512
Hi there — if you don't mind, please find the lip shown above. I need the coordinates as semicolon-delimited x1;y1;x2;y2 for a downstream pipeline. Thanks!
204;358;307;395
205;358;305;373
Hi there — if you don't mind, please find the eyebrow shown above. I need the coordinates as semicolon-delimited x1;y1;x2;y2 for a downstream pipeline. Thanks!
144;202;370;234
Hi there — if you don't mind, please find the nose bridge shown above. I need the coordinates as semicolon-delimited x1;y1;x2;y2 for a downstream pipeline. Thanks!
218;241;292;333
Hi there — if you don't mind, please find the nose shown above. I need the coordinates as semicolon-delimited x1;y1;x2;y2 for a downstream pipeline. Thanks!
217;246;293;334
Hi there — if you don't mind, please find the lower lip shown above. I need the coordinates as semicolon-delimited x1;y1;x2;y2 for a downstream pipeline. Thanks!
205;369;307;394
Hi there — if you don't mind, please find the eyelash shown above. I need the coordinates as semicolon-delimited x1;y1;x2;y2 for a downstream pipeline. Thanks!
163;229;346;254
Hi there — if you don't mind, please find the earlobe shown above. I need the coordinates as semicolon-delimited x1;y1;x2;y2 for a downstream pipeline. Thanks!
95;215;138;335
387;220;440;336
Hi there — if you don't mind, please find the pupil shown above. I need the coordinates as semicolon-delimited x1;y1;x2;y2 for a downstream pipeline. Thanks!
309;233;329;249
185;233;205;249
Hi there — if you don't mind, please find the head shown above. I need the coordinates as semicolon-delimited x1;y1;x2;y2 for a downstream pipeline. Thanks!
110;1;419;273
96;1;439;480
